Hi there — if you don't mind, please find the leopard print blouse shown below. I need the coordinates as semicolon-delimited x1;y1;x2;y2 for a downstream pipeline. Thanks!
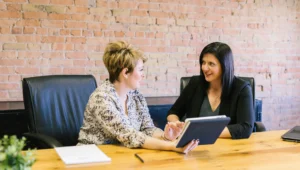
77;80;162;148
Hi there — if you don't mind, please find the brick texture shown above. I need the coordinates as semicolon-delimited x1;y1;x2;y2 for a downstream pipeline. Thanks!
0;0;299;130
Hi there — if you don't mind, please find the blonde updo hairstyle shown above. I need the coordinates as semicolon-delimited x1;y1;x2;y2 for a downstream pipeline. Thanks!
103;41;147;83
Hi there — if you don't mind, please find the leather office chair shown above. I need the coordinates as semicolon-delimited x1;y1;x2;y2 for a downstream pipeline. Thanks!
148;104;172;130
22;75;97;149
180;76;266;132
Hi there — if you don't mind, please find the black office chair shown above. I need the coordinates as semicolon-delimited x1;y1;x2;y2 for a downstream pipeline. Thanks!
180;76;266;132
22;75;97;149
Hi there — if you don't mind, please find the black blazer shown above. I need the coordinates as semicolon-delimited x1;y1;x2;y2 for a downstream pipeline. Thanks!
168;75;255;139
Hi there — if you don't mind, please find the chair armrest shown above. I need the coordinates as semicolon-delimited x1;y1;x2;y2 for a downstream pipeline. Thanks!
254;122;266;132
23;132;63;149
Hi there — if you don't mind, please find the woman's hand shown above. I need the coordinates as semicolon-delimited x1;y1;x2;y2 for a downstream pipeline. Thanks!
164;121;185;141
170;139;199;154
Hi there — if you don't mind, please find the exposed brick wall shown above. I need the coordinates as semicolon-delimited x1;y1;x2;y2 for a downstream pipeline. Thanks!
0;0;299;130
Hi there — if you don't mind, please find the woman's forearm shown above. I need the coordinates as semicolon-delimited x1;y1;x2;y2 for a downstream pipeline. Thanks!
142;136;172;151
142;136;199;154
219;127;232;138
151;128;165;140
167;114;180;122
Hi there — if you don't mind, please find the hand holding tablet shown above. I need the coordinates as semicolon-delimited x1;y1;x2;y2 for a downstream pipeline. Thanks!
176;115;231;148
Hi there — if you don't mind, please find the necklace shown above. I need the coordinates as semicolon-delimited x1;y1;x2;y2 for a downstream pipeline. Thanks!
208;89;221;107
212;94;220;104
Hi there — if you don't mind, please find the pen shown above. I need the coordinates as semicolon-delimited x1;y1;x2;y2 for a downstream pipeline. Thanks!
134;153;144;163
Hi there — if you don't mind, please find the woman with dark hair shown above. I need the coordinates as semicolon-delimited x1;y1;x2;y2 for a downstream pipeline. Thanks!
167;42;254;139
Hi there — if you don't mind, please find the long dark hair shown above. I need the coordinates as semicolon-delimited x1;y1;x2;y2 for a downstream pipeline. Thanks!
199;42;234;99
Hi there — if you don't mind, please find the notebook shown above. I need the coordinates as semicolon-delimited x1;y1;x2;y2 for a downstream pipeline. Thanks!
55;144;111;165
281;126;300;142
176;115;231;148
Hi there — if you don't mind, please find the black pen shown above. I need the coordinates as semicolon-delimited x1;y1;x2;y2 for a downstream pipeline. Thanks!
134;153;144;163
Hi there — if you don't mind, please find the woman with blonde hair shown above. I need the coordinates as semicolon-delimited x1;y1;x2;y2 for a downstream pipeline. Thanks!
78;41;199;153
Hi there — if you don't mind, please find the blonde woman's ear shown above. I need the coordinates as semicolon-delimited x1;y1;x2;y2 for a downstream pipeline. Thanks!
121;68;129;79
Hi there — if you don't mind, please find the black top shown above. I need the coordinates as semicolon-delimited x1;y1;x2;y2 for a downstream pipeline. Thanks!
168;75;255;139
199;95;220;117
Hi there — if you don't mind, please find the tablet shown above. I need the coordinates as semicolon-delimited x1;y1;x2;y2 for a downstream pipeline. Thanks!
176;115;231;148
281;126;300;142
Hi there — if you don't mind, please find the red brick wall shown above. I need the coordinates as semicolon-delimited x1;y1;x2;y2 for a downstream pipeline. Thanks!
0;0;299;130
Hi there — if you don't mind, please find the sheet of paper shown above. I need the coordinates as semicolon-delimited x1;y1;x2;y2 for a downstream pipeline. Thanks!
55;144;111;165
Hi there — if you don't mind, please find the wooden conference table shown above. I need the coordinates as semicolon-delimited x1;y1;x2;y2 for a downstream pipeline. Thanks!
32;130;300;170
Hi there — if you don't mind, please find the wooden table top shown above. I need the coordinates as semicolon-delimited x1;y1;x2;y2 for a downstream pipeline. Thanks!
32;130;300;170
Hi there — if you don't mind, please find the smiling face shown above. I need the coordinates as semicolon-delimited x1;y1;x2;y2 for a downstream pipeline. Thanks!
125;59;145;90
201;53;222;83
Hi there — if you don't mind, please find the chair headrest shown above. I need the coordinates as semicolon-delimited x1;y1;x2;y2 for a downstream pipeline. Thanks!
22;75;97;146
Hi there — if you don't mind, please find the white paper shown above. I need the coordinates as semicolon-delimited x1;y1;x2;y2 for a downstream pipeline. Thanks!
55;144;111;165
